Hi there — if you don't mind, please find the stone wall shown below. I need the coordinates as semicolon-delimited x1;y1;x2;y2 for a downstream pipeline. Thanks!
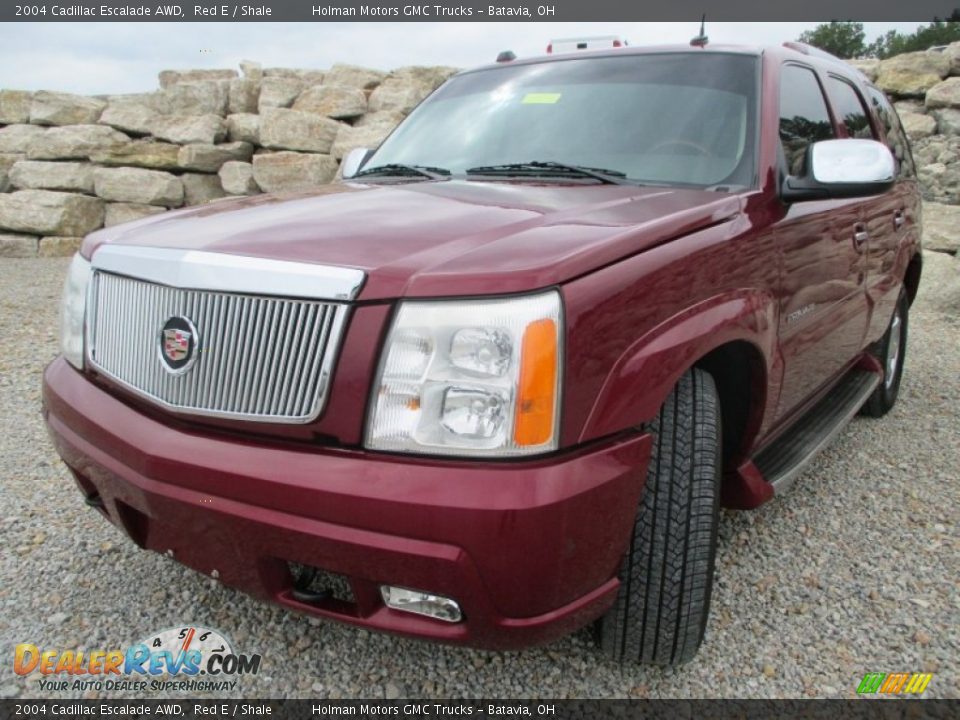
0;61;457;257
849;43;960;301
849;42;960;206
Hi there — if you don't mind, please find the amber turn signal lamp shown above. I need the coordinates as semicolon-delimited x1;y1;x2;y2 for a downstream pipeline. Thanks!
514;318;558;446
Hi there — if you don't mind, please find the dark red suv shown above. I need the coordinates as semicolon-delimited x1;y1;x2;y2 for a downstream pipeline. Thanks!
43;42;921;665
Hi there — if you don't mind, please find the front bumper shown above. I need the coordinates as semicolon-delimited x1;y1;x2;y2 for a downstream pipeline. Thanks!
42;357;651;650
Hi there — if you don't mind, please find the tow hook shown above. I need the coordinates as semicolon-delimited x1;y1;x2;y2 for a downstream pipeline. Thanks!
291;564;333;604
83;493;105;509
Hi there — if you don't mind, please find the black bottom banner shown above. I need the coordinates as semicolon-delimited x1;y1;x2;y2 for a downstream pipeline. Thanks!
2;699;959;720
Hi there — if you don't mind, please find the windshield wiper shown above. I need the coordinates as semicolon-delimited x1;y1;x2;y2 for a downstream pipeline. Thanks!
354;163;451;181
466;161;631;185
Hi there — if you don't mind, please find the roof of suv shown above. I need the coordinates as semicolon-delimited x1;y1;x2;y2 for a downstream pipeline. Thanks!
470;43;761;74
468;43;865;82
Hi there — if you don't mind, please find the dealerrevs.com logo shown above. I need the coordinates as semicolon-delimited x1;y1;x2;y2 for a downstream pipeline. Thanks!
14;626;261;693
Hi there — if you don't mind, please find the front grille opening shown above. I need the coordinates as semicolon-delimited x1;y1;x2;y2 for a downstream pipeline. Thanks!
88;271;346;423
287;561;355;605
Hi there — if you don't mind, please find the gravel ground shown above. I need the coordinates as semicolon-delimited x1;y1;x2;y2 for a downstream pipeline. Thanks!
0;255;957;700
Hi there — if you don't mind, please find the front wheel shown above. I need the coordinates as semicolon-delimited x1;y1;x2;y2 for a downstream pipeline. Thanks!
597;368;721;665
862;288;908;417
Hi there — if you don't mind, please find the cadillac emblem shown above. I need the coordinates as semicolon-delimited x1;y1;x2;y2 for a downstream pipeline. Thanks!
159;316;199;374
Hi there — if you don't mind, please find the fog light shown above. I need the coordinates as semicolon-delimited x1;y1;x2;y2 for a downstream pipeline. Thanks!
380;586;463;623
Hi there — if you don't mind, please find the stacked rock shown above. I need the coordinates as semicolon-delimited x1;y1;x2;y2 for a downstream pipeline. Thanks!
0;61;458;257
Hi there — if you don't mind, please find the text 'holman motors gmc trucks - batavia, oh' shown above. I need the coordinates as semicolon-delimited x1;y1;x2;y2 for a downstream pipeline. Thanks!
43;40;922;665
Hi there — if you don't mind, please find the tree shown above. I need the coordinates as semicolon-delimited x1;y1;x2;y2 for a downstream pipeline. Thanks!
798;21;867;58
866;12;960;58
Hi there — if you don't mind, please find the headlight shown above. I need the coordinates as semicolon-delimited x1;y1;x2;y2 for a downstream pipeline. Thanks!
59;253;92;369
366;290;562;457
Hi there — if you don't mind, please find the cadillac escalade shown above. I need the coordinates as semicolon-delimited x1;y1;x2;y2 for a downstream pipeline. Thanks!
43;41;922;664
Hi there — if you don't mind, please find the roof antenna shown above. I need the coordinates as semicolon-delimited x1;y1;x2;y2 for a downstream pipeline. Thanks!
690;14;708;47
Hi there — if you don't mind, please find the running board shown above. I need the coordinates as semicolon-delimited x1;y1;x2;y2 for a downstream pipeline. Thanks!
755;369;880;495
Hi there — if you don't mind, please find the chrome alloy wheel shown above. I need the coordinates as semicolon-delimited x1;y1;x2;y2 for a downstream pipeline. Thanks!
885;306;903;390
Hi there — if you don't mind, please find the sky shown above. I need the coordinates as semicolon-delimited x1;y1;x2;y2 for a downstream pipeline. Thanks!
0;21;927;95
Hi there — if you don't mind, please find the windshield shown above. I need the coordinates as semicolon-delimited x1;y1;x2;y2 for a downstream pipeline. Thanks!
367;52;759;188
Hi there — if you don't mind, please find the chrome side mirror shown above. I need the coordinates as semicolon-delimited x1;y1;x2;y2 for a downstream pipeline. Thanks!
811;139;895;184
782;139;896;202
341;147;374;179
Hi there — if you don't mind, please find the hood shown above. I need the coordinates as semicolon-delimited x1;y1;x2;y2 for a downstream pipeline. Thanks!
83;180;742;300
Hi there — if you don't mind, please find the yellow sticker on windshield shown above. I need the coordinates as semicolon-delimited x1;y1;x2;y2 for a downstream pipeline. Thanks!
522;92;562;104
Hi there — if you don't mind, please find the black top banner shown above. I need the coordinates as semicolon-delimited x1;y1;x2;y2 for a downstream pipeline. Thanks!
1;0;959;22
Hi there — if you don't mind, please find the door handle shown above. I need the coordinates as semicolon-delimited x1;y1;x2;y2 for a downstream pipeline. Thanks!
894;210;905;230
853;224;868;250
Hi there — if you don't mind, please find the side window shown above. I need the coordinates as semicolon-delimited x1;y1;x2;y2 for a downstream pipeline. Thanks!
826;76;874;139
779;64;835;175
866;86;916;180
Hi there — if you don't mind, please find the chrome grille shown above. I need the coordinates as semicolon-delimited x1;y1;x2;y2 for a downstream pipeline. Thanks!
88;271;348;422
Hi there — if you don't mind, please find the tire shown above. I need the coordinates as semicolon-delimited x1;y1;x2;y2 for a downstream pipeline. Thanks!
861;288;908;418
598;368;721;665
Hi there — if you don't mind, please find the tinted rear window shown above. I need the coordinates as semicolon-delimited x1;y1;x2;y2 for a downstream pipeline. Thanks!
866;86;916;179
827;76;874;139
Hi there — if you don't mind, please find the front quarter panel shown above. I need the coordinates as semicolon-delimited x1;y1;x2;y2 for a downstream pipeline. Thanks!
560;210;780;448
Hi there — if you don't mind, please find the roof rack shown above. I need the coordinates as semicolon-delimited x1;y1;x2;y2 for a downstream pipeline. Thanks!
781;41;868;77
782;41;844;63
